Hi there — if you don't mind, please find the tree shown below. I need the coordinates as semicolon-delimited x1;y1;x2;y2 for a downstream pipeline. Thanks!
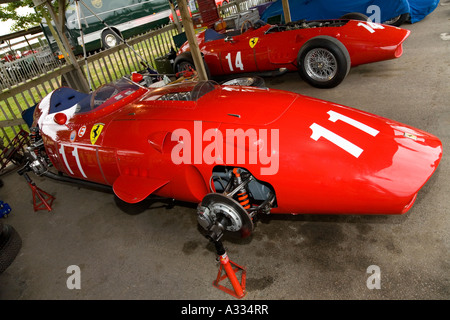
0;0;64;32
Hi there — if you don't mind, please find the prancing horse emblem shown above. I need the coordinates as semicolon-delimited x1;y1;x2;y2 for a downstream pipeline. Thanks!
249;37;259;48
90;123;104;145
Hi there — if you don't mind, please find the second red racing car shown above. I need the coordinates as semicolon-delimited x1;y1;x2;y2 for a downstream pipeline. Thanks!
174;19;410;88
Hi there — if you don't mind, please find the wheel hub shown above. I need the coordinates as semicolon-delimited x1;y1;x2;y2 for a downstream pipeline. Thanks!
305;48;337;81
105;34;118;48
197;193;254;241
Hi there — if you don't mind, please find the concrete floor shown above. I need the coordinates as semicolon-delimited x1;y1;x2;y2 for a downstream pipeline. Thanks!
0;3;449;301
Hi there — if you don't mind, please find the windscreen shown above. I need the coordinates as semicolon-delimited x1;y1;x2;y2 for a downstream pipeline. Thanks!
155;80;219;102
75;78;140;113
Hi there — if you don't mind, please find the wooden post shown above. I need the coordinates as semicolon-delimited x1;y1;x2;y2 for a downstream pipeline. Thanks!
281;0;292;23
178;0;208;81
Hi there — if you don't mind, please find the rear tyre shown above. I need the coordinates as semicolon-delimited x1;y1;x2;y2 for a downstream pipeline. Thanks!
0;223;22;274
114;195;150;215
383;13;409;26
221;76;266;88
114;195;175;215
340;12;370;21
173;52;210;79
297;36;351;89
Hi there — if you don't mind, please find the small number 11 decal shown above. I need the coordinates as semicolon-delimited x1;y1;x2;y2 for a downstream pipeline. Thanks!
310;110;379;158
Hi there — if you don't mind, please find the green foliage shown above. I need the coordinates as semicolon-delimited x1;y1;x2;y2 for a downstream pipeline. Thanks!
0;0;62;32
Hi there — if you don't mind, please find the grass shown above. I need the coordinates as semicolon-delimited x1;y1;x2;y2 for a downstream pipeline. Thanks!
0;79;60;143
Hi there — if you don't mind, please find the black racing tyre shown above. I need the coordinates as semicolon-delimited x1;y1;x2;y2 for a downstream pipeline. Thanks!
102;29;122;49
114;195;150;215
0;223;22;273
221;76;266;88
114;195;175;215
173;52;211;79
340;12;370;21
383;13;409;26
297;36;351;89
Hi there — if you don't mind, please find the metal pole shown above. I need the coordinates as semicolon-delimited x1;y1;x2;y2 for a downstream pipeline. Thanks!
74;0;93;91
77;0;152;71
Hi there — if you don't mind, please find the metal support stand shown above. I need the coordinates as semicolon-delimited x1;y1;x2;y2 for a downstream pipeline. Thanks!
212;240;246;299
0;129;29;172
23;173;55;212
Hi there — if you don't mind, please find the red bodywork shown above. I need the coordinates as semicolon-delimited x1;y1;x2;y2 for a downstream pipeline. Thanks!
178;20;410;77
31;79;442;216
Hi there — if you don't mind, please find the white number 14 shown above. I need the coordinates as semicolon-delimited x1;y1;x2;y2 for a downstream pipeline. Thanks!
225;51;244;72
357;21;385;33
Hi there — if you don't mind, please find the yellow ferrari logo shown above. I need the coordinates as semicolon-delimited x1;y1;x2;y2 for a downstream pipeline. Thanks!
249;37;259;48
90;123;104;145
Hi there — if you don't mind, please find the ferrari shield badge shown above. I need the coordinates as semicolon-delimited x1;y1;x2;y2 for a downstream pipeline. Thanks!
90;123;104;145
249;37;259;48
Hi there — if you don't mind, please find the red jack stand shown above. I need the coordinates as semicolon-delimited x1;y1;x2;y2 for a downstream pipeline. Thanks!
28;182;55;211
23;173;55;211
212;240;246;299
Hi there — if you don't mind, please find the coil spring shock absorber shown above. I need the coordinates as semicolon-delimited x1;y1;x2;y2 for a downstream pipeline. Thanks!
233;168;251;210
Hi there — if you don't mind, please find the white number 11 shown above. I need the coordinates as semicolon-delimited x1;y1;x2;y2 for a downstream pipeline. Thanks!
310;110;379;158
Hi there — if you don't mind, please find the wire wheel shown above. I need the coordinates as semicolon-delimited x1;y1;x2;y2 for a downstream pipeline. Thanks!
298;36;350;88
304;48;338;82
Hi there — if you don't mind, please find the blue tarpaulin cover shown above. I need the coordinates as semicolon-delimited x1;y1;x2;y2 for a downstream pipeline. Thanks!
261;0;439;24
409;0;439;23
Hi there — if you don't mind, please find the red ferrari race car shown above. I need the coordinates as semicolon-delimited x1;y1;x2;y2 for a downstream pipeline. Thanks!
174;19;410;88
19;74;442;241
